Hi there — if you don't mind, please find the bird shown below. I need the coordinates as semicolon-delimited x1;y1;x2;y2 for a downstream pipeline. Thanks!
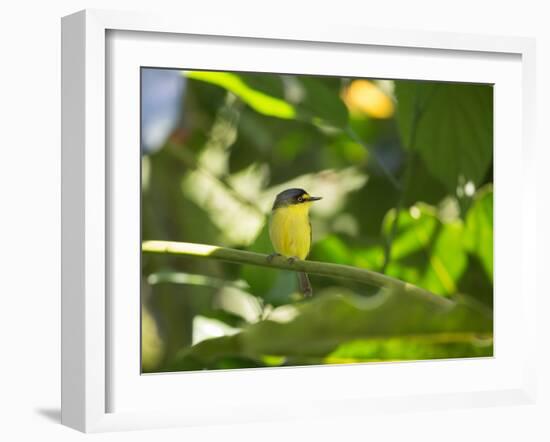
268;188;322;297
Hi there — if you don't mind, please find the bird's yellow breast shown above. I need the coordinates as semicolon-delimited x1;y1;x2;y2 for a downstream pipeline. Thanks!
269;203;312;260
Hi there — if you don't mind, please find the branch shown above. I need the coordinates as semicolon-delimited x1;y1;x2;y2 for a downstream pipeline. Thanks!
142;240;453;309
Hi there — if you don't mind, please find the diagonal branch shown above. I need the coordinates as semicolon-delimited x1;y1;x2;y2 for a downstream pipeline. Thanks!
142;240;454;309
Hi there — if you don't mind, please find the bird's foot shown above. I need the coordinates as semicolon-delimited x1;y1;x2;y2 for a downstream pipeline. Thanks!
267;253;282;263
287;256;300;265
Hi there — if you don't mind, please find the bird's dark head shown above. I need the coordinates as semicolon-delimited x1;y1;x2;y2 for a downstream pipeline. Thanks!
272;188;322;210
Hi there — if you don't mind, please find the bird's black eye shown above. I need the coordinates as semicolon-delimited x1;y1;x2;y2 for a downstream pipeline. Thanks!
297;196;303;202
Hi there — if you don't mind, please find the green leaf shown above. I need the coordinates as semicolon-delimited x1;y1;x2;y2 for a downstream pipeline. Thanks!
185;71;296;119
464;186;493;281
185;72;349;129
383;204;467;296
168;291;492;370
395;81;493;194
311;235;353;265
326;335;492;363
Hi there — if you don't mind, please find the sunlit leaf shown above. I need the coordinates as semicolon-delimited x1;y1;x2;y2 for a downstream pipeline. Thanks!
383;204;467;296
182;142;269;246
464;185;493;281
186;72;350;130
422;221;467;294
353;246;385;270
192;315;240;345
185;71;296;119
326;334;492;363
214;286;264;323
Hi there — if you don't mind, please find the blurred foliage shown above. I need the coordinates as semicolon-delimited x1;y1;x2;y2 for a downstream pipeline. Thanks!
166;290;491;371
141;69;493;372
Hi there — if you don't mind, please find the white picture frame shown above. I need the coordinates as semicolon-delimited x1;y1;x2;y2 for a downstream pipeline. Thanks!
61;9;537;433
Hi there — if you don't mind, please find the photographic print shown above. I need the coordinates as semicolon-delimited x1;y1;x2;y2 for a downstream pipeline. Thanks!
140;68;493;373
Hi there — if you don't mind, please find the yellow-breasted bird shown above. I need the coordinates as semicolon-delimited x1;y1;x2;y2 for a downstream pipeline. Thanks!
268;188;322;297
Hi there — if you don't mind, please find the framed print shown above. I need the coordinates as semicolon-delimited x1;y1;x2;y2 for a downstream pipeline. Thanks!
61;9;537;433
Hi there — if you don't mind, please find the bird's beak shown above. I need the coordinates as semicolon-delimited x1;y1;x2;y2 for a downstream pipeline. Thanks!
309;196;322;201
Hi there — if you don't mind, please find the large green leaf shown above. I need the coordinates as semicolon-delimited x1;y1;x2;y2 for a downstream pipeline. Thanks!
168;290;492;370
395;81;493;194
464;186;493;281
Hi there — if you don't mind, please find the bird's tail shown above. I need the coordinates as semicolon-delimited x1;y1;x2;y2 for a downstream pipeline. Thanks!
297;272;312;297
